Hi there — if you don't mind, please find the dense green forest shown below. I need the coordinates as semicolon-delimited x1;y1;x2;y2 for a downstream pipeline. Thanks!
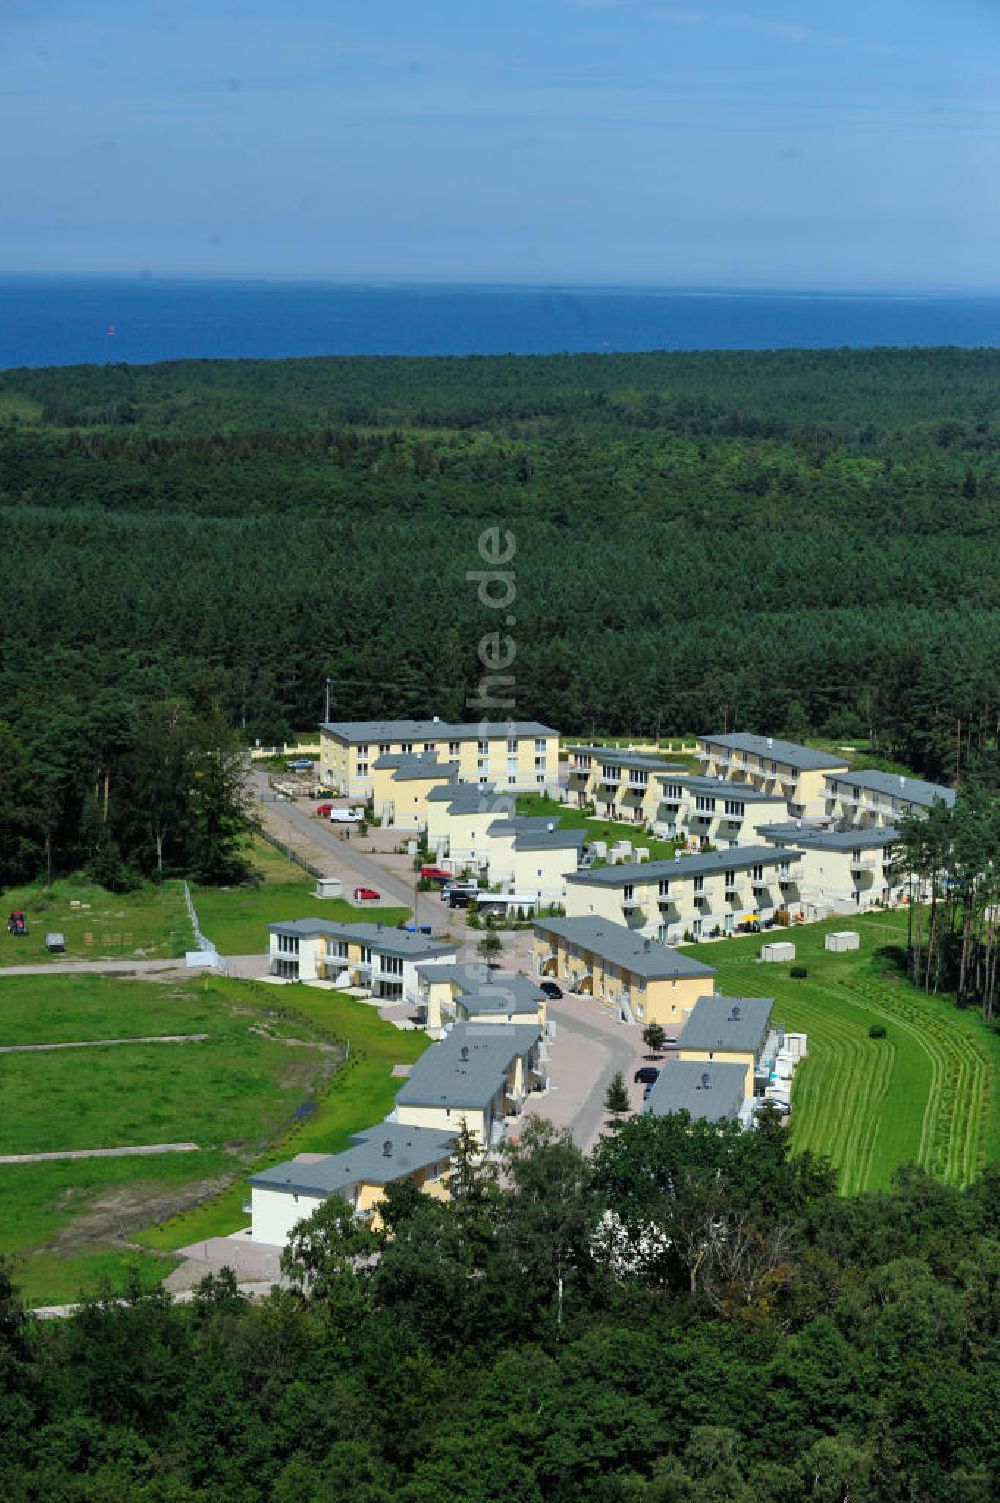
6;1114;1000;1501
2;346;1000;879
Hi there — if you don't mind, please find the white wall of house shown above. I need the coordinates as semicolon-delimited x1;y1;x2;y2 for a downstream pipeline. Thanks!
251;1184;329;1247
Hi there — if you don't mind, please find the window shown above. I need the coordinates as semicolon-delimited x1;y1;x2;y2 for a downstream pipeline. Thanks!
423;742;434;753
401;741;413;754
534;756;545;768
356;763;368;776
724;870;736;888
692;919;703;937
696;796;715;813
380;955;403;976
477;740;489;755
508;775;517;785
752;864;764;882
536;774;545;784
535;738;546;752
658;878;670;896
507;738;518;754
359;946;371;964
379;742;390;754
357;743;369;755
448;740;460;756
662;783;682;801
623;883;634;901
693;876;704;893
724;799;744;817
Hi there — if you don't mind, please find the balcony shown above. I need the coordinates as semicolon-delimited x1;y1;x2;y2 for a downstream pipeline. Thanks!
599;773;621;788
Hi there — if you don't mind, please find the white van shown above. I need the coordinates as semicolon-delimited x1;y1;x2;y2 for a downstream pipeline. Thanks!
329;807;365;824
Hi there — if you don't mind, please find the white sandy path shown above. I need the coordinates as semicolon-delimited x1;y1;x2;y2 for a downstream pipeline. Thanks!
0;1033;208;1054
0;1143;199;1164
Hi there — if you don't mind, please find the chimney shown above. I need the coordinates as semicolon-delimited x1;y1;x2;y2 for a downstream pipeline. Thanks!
700;1072;710;1089
767;737;773;749
383;1139;393;1158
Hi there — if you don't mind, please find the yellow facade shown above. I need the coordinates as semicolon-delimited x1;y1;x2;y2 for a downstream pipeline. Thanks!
696;737;848;819
532;931;713;1030
370;762;457;829
321;724;560;801
354;1161;451;1232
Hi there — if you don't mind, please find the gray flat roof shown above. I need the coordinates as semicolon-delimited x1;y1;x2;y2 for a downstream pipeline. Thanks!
699;733;848;772
677;994;773;1057
761;823;900;852
533;916;716;980
564;845;802;888
427;779;496;804
394;1022;540;1109
657;774;786;804
268;919;456;960
486;816;561;836
567;745;685;773
824;769;956;807
514;828;585;853
643;1060;747;1122
321;719;558;743
249;1124;456;1198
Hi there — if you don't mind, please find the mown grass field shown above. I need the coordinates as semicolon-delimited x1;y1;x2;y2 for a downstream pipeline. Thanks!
0;876;191;966
516;793;679;862
679;912;1000;1193
0;971;405;1305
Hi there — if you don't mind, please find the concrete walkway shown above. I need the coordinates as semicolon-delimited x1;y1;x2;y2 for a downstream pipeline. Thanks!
0;1033;208;1055
0;1142;199;1165
0;957;189;979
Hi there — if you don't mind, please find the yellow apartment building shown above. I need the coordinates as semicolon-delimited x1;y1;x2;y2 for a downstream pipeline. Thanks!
532;914;717;1034
696;734;848;818
823;769;956;828
249;1123;455;1246
761;823;904;915
566;745;687;824
653;774;788;848
563;846;804;944
674;993;776;1097
267;919;458;1004
320;718;560;801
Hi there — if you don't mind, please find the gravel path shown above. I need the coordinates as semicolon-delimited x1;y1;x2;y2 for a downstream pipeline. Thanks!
0;1142;200;1164
0;958;189;978
0;1033;208;1054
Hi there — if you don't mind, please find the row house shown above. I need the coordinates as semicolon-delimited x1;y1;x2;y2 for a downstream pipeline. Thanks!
563;846;804;944
390;1022;544;1146
267;919;457;1005
565;744;686;824
319;717;559;800
413;962;548;1033
249;1124;455;1246
696;733;848;818
532;915;717;1034
370;751;459;829
761;823;904;914
824;769;955;828
653;773;787;848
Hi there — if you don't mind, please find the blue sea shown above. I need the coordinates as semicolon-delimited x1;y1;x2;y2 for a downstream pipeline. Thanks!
1;275;999;369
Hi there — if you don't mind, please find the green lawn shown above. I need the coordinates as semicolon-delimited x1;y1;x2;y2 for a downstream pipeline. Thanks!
0;972;359;1303
516;793;679;862
0;876;191;966
678;912;1000;1193
192;837;409;955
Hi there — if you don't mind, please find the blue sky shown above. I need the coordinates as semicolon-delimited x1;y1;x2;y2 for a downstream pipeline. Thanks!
1;0;997;287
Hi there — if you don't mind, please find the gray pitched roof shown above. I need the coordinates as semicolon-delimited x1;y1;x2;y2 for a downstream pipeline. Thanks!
321;719;557;743
533;916;717;980
567;745;685;773
486;816;561;836
643;1060;747;1122
699;733;848;772
413;963;545;1014
825;769;956;808
267;918;456;961
676;994;773;1057
372;752;459;781
394;1023;540;1109
761;823;900;852
564;845;802;888
249;1124;456;1198
658;774;787;804
427;779;496;804
513;828;586;853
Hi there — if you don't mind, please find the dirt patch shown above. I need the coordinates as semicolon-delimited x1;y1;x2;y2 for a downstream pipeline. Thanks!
53;1175;232;1251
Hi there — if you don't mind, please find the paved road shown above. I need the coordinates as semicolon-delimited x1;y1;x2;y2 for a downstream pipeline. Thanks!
520;995;649;1152
253;771;416;908
33;1280;279;1320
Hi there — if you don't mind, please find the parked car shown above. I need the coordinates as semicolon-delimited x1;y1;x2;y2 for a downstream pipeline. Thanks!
353;886;380;902
420;864;452;880
634;1065;660;1085
316;802;335;816
330;808;365;824
288;757;314;770
540;981;563;999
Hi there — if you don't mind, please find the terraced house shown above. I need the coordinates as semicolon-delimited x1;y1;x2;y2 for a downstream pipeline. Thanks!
696;733;848;818
320;718;560;800
533;914;717;1032
652;774;787;848
761;823;904;915
425;780;514;865
268;919;457;1004
673;993;778;1099
249;1124;455;1246
824;769;956;828
413;962;548;1032
390;1022;544;1145
563;846;804;943
565;745;686;823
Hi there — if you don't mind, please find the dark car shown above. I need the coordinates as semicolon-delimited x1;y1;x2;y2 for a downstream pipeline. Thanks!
447;891;472;909
634;1065;660;1085
539;981;563;1000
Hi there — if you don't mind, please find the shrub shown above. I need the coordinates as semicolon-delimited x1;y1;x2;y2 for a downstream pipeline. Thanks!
790;966;808;978
869;1023;887;1039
